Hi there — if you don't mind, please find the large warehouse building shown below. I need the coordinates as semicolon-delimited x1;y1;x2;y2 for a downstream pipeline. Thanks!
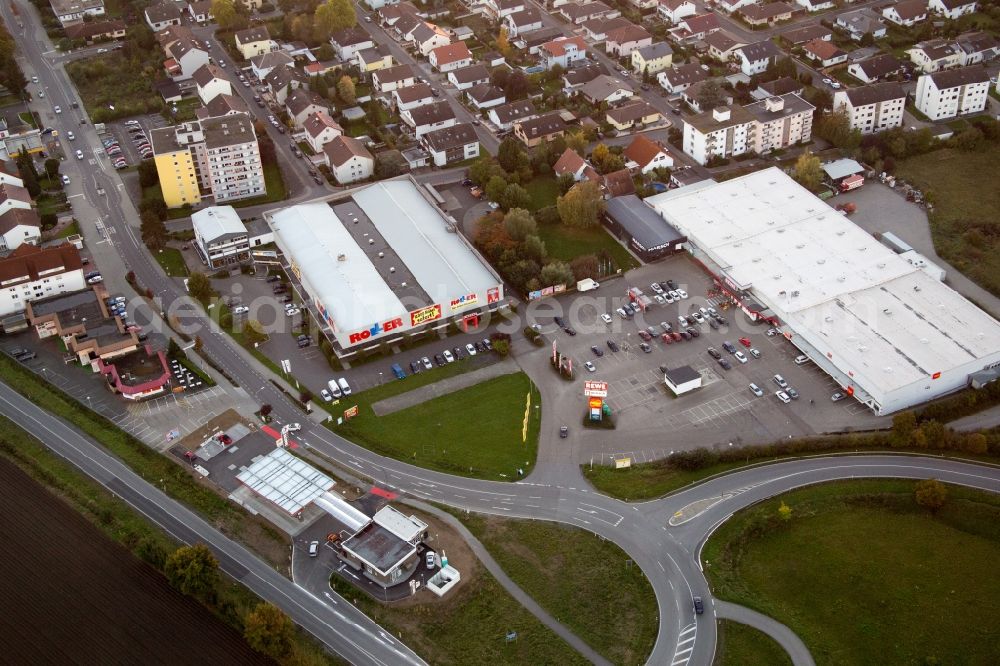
267;178;505;356
647;168;1000;415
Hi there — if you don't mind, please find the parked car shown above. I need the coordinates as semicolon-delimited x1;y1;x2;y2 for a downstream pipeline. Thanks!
422;356;433;370
738;337;752;348
607;339;619;352
831;392;846;402
584;360;596;372
775;390;791;404
722;341;736;354
640;342;652;353
773;374;788;388
426;551;436;569
232;305;249;314
676;288;688;299
559;425;569;438
794;354;810;365
686;327;700;338
707;347;722;359
482;338;492;351
590;345;604;357
474;341;487;353
734;351;747;363
434;353;446;367
442;349;455;363
638;330;652;341
660;322;672;333
410;360;421;374
391;363;406;380
600;313;613;324
748;347;761;359
465;342;477;356
718;357;731;370
786;387;800;400
749;383;763;397
650;282;663;294
452;346;465;360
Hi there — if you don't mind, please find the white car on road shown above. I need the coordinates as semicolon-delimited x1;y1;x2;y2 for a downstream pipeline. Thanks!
442;349;455;363
600;313;613;324
465;343;477;355
232;305;249;314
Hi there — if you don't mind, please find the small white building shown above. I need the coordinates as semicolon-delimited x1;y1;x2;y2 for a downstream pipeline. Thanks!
302;111;344;154
882;0;928;27
833;82;907;134
330;27;375;62
927;0;976;20
192;64;231;105
49;0;105;27
664;366;702;395
914;67;990;120
0;242;85;317
540;36;588;69
402;101;457;138
421;123;480;166
428;42;473;73
657;0;696;23
192;206;250;269
734;40;783;76
372;64;417;93
323;136;375;184
0;207;41;251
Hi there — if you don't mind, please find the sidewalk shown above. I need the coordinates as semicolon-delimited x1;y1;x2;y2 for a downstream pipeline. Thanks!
371;358;520;416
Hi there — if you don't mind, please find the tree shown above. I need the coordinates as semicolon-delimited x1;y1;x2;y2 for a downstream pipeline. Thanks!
695;78;728;111
469;156;505;185
591;143;624;174
914;479;947;512
557;181;604;229
523;234;546;263
43;157;61;181
891;410;917;447
793;151;822;192
565;130;588;154
962;432;988;455
503;70;529;101
15;150;40;197
496;26;512;58
211;0;240;29
244;320;267;345
137;159;159;188
337;76;356;105
244;603;295;660
816;111;860;149
485;175;508;204
503;208;536;241
498;137;529;173
259;404;273;418
570;254;599;280
186;272;213;302
375;150;408;178
500;183;531;211
315;0;357;40
778;501;792;521
140;209;168;250
557;172;576;194
766;57;797;81
540;260;574;288
164;544;219;600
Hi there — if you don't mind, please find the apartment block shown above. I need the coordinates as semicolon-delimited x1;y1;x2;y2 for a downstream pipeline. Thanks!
914;66;990;120
833;82;907;134
744;94;815;154
682;105;755;165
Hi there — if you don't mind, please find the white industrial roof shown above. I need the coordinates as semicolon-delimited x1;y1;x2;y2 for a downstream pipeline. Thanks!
352;180;498;307
236;448;335;515
822;158;864;180
314;491;370;532
373;505;427;543
269;202;407;333
647;168;1000;397
191;205;246;243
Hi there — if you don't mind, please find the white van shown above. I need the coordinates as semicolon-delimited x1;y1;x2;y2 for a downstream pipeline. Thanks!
337;377;352;396
327;379;343;399
794;355;810;365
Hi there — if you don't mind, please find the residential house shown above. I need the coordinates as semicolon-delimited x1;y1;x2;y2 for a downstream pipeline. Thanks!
302;111;344;154
623;134;674;174
657;0;697;23
0;184;32;219
356;45;395;74
833;82;907;133
848;54;904;83
582;16;632;43
744;93;814;154
331;27;375;62
485;0;526;20
196;93;249;120
377;2;419;28
372;64;417;93
559;1;619;25
606;100;662;131
411;22;452;56
192;64;231;105
466;84;506;110
704;32;745;61
927;0;976;20
504;8;543;37
606;24;653;57
882;0;928;26
795;0;834;11
489;100;538;131
49;0;105;27
163;36;210;81
682;81;734;113
682;105;755;165
0;162;24;188
514;111;567;147
0;208;41;252
907;39;963;73
563;62;606;89
304;61;338;78
735;40;784;76
580;75;635;105
914;66;990;119
780;23;832;46
429;42;473;73
191;206;250;269
669;14;721;42
553;148;599;181
421;123;480;166
752;76;803;100
739;2;795;27
514;26;563;53
402;101;458;137
540;36;588;69
393;83;435;112
285;90;329;129
234;26;275;60
716;0;758;14
448;63;490;90
802;38;849;68
145;3;183;31
627;0;659;10
0;243;85;317
657;63;708;94
632;43;674;75
956;32;999;66
264;67;307;105
187;0;214;23
63;19;126;43
835;9;887;42
601;170;635;198
323;136;374;184
250;51;293;81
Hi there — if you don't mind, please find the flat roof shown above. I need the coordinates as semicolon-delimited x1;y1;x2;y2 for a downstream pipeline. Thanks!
665;365;701;384
605;195;684;251
192;206;246;244
373;505;426;543
342;522;415;575
236;448;335;515
30;289;100;320
823;158;865;180
647;168;1000;398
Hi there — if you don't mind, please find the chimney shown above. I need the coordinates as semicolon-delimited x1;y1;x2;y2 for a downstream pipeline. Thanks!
712;107;731;122
764;96;785;112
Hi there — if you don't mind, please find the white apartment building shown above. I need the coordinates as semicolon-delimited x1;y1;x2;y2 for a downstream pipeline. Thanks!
682;106;754;165
914;67;990;120
744;94;815;154
0;243;86;318
191;206;250;269
833;82;907;134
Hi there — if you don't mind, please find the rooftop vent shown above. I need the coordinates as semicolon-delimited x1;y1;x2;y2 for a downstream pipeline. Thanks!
400;282;407;287
795;244;804;249
368;239;374;245
817;259;825;264
877;262;885;268
837;276;846;282
337;253;346;261
378;252;384;258
390;267;396;273
883;308;891;315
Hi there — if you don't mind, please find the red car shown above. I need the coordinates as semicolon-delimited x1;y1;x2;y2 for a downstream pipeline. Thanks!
638;330;652;341
661;333;673;344
739;337;752;348
670;331;682;342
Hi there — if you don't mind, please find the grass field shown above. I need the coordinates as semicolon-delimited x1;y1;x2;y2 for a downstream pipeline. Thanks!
702;479;1000;665
459;514;657;665
231;163;287;208
583;458;752;501
65;53;163;123
896;146;1000;296
333;371;540;480
537;224;639;271
154;247;189;277
713;620;791;666
525;175;561;211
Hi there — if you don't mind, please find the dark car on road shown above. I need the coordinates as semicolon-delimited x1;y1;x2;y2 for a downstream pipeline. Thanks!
590;345;604;357
707;347;722;359
474;340;487;353
410;360;421;374
434;354;446;367
554;316;566;327
693;597;704;614
686;327;700;338
722;341;737;354
564;327;577;336
640;342;652;353
718;358;732;370
607;339;619;352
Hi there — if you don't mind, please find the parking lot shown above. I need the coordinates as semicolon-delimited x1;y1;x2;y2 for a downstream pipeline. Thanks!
525;254;884;459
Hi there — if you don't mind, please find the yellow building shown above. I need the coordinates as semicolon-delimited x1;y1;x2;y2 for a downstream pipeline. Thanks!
151;125;202;208
606;100;663;132
234;26;274;60
357;44;395;74
631;42;674;76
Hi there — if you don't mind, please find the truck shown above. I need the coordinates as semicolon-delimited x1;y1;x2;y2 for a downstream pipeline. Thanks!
576;278;600;292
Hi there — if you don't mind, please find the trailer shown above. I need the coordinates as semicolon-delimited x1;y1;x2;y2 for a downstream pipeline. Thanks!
577;278;600;292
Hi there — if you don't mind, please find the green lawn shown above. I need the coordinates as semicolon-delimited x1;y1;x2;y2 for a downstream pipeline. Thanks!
583;458;753;501
525;175;561;211
896;146;1000;296
333;371;541;480
153;247;189;277
230;163;287;208
56;220;81;238
329;566;587;666
18;111;37;128
459;514;657;665
702;480;1000;666
65;53;164;123
714;620;792;666
537;224;640;271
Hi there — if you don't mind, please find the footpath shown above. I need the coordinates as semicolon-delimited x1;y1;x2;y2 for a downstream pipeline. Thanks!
371;358;520;416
